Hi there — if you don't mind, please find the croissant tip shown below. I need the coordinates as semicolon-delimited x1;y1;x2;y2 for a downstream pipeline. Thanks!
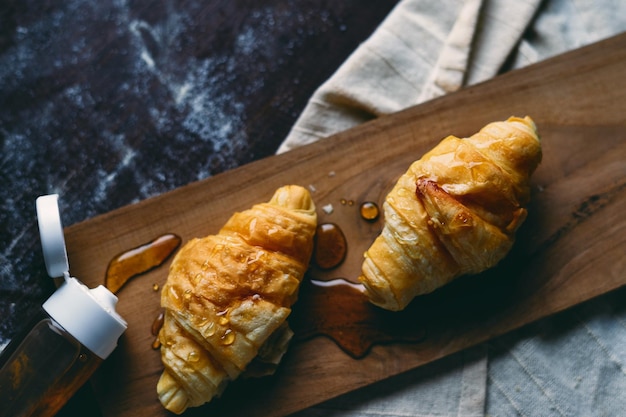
157;371;189;415
269;185;315;212
507;115;537;133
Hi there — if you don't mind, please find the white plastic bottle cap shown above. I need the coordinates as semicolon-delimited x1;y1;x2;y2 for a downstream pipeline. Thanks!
37;194;127;359
43;278;127;359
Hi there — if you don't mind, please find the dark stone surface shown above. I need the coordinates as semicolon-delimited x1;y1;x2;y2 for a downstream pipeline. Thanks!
0;0;398;412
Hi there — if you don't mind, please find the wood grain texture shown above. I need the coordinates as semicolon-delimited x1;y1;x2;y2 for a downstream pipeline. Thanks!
65;33;626;416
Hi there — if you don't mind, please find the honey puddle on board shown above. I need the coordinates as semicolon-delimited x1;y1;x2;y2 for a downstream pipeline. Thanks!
313;223;347;270
290;278;426;358
104;233;181;294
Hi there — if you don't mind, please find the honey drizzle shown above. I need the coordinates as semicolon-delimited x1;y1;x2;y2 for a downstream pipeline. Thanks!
105;233;181;294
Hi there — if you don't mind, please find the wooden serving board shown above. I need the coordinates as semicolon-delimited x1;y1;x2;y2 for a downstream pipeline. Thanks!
65;33;626;416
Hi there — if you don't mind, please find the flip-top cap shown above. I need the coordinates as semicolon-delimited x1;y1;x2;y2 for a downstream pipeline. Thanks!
36;194;69;278
36;194;127;359
43;277;127;359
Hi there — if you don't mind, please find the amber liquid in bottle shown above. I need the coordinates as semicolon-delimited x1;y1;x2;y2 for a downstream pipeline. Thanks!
0;312;102;417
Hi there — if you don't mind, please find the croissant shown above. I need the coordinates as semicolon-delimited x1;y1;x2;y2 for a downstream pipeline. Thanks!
157;185;317;414
360;116;542;311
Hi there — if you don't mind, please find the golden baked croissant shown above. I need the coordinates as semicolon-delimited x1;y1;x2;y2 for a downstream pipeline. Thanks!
157;185;317;414
360;116;542;311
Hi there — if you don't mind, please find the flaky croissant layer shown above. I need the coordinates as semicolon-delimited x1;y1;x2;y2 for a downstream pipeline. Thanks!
157;185;317;414
360;116;542;311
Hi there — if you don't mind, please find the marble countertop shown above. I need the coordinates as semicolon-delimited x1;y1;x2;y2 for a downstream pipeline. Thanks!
0;0;398;413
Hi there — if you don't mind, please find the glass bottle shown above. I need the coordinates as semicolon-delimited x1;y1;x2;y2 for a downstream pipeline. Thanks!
0;194;127;417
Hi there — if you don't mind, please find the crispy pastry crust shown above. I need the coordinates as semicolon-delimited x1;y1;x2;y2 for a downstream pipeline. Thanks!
157;185;317;414
360;116;542;311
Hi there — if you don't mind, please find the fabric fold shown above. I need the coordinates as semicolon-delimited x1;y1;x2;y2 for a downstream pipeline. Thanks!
277;0;543;154
418;0;484;102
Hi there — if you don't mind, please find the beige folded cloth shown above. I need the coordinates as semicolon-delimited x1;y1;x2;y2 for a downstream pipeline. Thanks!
277;0;540;154
277;0;626;154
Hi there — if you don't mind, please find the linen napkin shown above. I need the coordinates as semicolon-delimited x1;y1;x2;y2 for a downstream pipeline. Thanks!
277;0;540;154
281;0;626;416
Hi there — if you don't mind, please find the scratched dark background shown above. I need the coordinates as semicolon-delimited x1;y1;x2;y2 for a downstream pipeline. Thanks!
0;0;399;413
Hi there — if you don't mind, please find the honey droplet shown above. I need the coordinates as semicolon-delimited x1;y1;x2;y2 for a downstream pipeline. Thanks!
217;309;229;325
359;201;380;222
187;351;200;363
314;223;347;270
152;283;160;291
203;322;216;337
151;337;161;350
192;273;202;285
105;233;182;294
201;259;210;271
221;329;235;346
152;311;165;336
339;198;355;206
